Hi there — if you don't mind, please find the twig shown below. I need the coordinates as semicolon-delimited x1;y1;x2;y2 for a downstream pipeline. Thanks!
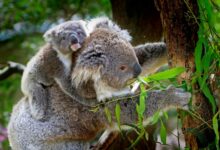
0;61;25;80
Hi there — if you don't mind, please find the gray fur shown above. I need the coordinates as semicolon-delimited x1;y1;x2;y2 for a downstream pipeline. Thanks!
134;42;167;75
87;17;132;42
88;17;168;76
8;83;190;150
21;20;91;120
8;18;188;150
72;28;141;102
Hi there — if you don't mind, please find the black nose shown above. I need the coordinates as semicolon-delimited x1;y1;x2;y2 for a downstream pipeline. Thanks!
133;63;142;78
70;34;78;44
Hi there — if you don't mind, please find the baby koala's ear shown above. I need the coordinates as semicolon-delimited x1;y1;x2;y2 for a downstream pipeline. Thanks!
43;28;56;43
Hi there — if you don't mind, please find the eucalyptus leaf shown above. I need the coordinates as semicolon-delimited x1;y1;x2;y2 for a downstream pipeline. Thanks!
146;67;185;81
160;120;167;145
104;107;112;124
213;112;220;150
115;103;121;130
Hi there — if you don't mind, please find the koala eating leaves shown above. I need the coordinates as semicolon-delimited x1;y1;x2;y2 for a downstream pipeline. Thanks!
7;18;189;150
71;27;142;102
72;17;167;102
21;20;94;120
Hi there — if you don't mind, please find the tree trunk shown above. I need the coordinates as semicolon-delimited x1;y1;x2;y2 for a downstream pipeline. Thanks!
156;0;214;149
110;0;162;45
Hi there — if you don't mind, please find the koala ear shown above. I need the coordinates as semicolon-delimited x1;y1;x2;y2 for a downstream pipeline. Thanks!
87;17;132;42
43;28;56;42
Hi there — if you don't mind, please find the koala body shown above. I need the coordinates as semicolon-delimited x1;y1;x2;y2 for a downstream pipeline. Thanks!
8;81;190;150
21;20;90;120
8;19;190;150
8;18;185;150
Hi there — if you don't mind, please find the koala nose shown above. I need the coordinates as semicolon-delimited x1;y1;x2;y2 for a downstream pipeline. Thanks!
133;63;142;78
70;34;78;44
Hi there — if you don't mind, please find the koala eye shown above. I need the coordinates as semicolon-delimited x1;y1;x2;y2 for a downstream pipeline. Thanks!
62;36;66;40
119;65;128;72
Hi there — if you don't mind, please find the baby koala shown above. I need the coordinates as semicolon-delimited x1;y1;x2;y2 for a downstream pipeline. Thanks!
44;20;87;53
21;20;89;120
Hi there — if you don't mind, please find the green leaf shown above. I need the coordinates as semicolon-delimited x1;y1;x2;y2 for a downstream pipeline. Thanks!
139;83;146;115
160;120;167;145
149;111;160;125
201;45;212;73
163;112;169;120
212;111;220;150
127;130;145;150
89;106;99;112
198;77;216;113
138;76;149;84
146;67;185;81
203;0;215;28
115;103;121;130
195;34;203;74
104;107;112;124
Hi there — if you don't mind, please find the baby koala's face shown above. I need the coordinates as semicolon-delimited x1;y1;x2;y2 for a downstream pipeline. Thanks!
43;20;87;55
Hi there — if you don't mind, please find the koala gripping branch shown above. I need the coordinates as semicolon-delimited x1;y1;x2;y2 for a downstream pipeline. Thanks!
98;87;191;127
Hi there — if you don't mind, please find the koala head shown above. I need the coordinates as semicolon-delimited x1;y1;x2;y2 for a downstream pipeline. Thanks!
87;17;132;42
43;20;88;54
72;28;142;101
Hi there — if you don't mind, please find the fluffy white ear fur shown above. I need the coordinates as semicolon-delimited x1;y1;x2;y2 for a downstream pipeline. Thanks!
43;27;54;43
87;17;132;42
43;20;89;43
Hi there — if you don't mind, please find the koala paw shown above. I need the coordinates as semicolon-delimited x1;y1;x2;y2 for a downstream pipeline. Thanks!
30;107;46;121
166;86;191;110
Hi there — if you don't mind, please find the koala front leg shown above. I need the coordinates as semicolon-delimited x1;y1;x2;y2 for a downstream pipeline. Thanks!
29;82;49;120
21;69;53;120
94;87;190;149
134;42;167;75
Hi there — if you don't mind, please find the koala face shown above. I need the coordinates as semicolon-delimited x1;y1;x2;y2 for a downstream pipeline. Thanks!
72;28;141;100
100;38;141;89
43;20;87;54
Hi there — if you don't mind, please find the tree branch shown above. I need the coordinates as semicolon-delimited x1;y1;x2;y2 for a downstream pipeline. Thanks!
0;61;25;80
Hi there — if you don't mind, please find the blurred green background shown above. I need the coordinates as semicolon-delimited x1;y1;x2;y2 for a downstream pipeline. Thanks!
0;0;111;149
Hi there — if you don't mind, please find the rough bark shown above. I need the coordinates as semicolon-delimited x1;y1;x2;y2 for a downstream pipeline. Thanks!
156;0;214;149
110;0;162;45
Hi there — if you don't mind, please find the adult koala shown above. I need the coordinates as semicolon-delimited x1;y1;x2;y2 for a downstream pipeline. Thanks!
8;18;190;150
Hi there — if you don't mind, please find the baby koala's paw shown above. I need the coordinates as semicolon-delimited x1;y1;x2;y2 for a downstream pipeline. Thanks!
30;106;47;121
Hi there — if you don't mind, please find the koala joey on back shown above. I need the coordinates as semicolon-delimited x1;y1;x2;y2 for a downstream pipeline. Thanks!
8;17;190;150
21;20;97;120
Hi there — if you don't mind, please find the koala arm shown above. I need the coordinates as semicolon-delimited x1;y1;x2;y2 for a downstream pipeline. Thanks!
21;59;54;120
55;72;99;106
100;86;190;126
93;86;190;149
134;42;167;76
